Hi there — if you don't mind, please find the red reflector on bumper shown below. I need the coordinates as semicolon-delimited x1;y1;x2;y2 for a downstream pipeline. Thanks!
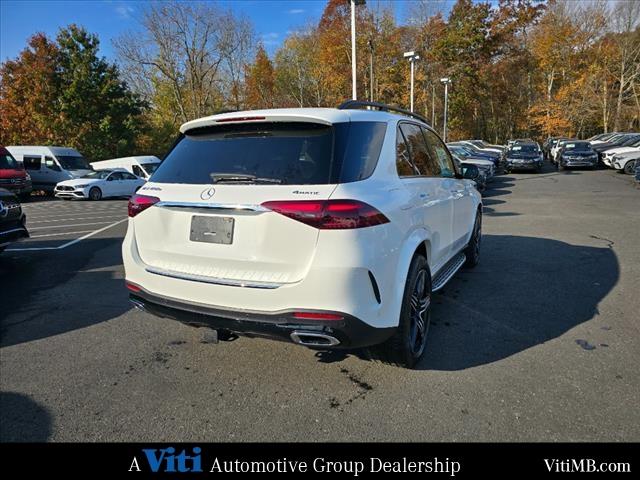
126;282;142;293
292;312;344;321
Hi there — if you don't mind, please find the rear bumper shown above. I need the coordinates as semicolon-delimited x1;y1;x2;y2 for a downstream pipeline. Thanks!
123;219;403;331
129;286;394;349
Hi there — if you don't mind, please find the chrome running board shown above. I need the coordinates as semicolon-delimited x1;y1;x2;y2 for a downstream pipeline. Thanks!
432;252;466;292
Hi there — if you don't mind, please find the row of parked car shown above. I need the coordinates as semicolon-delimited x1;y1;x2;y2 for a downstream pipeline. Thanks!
0;145;161;200
543;132;639;174
0;145;161;252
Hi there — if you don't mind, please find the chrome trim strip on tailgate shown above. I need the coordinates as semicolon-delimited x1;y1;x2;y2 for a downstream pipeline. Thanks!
156;201;268;212
145;266;284;289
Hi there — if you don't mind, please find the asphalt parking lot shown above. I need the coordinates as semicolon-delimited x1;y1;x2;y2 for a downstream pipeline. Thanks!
5;198;128;251
1;166;639;442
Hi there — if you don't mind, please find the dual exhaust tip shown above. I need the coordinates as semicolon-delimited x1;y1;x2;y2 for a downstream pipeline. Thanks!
290;331;340;347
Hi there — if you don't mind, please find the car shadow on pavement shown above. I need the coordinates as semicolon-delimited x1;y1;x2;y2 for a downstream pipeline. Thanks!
0;237;131;348
418;234;619;371
0;392;52;441
482;198;520;217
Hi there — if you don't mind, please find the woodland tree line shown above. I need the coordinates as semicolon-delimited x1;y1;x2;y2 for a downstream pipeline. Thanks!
1;0;638;161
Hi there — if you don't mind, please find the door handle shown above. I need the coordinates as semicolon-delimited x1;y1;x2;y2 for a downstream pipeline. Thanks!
419;193;429;198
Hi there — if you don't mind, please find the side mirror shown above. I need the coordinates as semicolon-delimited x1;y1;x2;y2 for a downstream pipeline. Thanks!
461;164;479;180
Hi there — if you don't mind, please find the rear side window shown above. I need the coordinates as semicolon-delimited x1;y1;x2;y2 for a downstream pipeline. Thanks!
132;165;144;177
399;123;437;176
396;127;417;176
23;156;41;170
423;128;456;178
151;121;387;185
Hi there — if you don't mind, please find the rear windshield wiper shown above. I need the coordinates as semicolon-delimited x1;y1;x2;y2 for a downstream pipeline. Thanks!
209;173;284;184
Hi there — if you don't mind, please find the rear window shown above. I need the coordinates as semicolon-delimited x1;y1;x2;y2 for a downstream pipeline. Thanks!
150;121;387;185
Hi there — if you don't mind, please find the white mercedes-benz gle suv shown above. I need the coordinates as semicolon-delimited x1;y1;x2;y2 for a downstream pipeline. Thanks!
123;101;482;368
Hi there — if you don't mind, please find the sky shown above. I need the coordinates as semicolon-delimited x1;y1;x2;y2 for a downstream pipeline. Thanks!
0;0;433;62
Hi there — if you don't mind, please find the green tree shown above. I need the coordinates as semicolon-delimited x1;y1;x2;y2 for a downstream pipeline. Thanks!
0;25;145;161
55;25;145;160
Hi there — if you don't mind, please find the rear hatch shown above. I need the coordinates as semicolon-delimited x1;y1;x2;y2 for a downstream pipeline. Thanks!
131;118;387;286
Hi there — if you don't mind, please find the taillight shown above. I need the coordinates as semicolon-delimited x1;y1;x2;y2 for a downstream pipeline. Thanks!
292;312;344;321
128;194;159;217
261;200;389;229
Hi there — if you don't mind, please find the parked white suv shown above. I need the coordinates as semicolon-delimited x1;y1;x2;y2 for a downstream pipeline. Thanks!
123;102;482;368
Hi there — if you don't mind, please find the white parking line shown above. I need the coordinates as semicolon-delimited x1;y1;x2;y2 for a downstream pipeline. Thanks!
26;209;125;217
30;230;94;238
29;215;123;224
6;219;127;252
28;221;116;231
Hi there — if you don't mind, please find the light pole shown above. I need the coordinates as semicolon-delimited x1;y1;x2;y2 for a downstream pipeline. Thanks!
404;51;420;112
351;0;366;100
431;83;436;127
367;38;374;102
440;77;452;141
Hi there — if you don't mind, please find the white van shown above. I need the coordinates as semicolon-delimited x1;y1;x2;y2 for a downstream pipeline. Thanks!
6;146;92;193
91;156;161;180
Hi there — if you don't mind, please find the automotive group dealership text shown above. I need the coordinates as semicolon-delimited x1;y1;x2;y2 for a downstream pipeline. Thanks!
130;450;461;476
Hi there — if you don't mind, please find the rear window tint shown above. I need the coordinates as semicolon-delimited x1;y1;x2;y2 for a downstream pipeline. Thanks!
151;121;387;185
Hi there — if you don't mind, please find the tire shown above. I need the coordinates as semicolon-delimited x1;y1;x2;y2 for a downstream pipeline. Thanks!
463;211;482;268
368;254;431;369
88;187;102;201
624;160;636;175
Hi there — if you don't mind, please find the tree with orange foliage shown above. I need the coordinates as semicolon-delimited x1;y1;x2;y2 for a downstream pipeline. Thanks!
245;45;276;109
0;33;60;146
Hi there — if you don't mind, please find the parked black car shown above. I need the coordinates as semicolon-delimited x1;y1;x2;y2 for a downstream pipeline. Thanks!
0;188;29;253
504;142;543;172
557;141;598;170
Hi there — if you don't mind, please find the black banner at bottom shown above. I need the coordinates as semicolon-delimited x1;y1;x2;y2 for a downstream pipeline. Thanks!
0;443;636;476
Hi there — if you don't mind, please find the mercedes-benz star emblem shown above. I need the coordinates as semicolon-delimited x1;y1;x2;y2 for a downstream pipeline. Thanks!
200;187;216;200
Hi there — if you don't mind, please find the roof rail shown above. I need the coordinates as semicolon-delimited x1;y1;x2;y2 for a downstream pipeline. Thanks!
337;100;430;126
